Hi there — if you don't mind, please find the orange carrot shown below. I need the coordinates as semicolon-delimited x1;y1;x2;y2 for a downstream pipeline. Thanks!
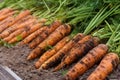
0;15;14;26
8;10;31;26
87;53;119;80
7;20;38;43
0;18;36;38
8;22;42;43
28;20;61;48
40;33;84;70
19;26;48;45
63;44;108;80
35;36;70;69
0;16;14;33
27;24;71;60
53;36;100;71
0;8;13;16
0;10;16;21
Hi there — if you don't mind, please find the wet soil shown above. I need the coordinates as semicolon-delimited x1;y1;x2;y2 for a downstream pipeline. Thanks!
0;45;120;80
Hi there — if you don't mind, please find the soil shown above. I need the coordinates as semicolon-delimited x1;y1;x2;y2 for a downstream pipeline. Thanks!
0;45;120;80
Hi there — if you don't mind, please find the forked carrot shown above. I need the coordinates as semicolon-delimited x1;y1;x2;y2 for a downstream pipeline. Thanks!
87;53;119;80
63;44;108;80
27;24;71;60
53;36;100;71
40;33;84;69
35;36;70;69
28;20;61;48
19;26;48;45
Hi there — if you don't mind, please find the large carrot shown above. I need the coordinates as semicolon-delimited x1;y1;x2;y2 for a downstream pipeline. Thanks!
0;8;13;16
28;20;61;48
63;44;108;80
8;10;31;26
0;17;14;33
19;26;48;45
27;24;71;60
40;33;84;70
35;36;70;69
0;18;36;38
3;19;36;43
8;22;43;43
87;53;119;80
53;36;100;71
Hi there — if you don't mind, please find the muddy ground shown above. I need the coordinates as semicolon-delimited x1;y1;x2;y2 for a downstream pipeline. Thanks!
0;45;120;80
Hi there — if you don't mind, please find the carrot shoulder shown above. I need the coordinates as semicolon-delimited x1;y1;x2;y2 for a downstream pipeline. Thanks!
87;53;119;80
53;36;100;71
27;24;71;60
40;33;84;70
35;36;70;69
28;20;61;48
64;44;108;80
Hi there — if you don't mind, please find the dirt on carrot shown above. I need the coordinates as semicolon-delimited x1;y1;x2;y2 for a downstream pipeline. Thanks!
0;45;119;80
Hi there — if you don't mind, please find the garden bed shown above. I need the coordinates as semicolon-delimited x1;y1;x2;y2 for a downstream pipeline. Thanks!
0;45;119;80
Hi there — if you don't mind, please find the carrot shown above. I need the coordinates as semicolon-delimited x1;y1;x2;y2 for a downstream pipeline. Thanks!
87;53;119;80
8;20;38;43
0;8;13;16
0;15;14;26
0;17;14;33
40;33;84;70
27;24;71;60
35;36;70;69
63;44;108;80
19;26;48;45
28;20;61;48
0;18;36;38
0;10;16;21
8;10;31;26
8;22;43;43
53;36;100;71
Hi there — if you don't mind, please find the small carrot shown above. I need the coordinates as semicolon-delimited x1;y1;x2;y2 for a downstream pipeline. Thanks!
0;18;36;38
0;10;16;21
28;20;61;48
8;23;43;43
19;26;48;45
8;10;31;26
0;15;14;26
35;36;70;69
0;17;14;33
53;36;100;71
87;53;119;80
40;33;84;70
0;8;13;16
27;24;71;60
8;20;38;43
63;44;108;80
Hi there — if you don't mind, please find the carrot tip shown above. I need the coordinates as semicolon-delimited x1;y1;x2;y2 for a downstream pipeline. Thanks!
35;62;41;69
